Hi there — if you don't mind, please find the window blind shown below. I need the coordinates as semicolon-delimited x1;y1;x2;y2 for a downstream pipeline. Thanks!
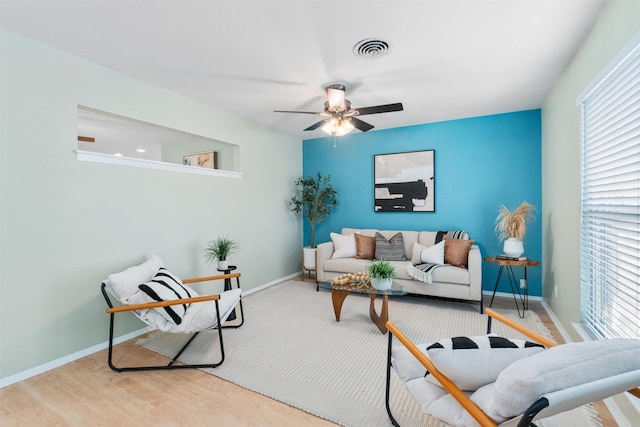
579;36;640;340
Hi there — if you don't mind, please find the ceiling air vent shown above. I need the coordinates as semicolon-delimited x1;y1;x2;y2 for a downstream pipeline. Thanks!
353;38;391;59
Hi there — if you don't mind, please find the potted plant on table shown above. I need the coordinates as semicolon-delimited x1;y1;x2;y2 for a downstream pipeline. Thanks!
495;201;536;257
289;172;339;269
203;235;239;270
367;260;396;290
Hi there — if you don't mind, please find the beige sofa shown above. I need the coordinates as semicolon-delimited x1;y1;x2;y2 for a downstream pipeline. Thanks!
316;228;483;311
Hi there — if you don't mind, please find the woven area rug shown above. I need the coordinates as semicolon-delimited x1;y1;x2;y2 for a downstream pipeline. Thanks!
138;280;601;427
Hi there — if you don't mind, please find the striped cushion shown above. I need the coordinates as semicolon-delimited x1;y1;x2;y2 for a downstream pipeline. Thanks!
424;335;545;391
138;268;197;325
375;232;406;261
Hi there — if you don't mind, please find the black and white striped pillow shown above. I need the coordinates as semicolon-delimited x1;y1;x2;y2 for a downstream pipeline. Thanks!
138;268;194;325
424;335;546;391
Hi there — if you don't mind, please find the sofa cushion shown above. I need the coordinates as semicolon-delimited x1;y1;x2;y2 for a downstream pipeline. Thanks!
355;233;376;260
331;232;356;258
443;236;474;268
323;258;371;274
431;265;470;285
375;232;406;261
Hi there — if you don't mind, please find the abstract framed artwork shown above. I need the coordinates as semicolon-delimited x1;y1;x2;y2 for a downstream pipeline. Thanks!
374;149;435;212
183;151;217;169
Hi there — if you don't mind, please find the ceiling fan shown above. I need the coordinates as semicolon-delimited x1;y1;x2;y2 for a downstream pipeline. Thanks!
274;84;403;136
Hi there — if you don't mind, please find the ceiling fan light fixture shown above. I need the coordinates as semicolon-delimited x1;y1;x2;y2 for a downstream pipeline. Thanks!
326;84;346;111
322;117;354;136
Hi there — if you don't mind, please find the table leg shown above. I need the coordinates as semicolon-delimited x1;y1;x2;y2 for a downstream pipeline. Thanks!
331;290;349;322
370;294;389;334
223;274;237;321
489;266;504;307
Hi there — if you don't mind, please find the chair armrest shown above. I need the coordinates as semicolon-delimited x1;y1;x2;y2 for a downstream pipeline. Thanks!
386;321;498;427
106;294;220;314
485;308;556;348
182;272;240;284
316;241;334;281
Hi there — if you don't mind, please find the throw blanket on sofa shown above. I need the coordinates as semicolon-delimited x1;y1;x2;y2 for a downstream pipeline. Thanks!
407;231;469;284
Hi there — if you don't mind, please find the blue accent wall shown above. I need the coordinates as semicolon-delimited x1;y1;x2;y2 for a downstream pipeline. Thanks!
302;110;542;296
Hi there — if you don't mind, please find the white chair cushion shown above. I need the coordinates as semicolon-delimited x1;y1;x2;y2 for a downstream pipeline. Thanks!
148;288;243;333
478;338;640;421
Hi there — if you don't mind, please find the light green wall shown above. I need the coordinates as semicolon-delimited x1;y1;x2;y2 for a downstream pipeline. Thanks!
0;29;302;379
542;3;639;422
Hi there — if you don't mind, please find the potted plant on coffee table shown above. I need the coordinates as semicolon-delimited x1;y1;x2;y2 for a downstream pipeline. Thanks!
289;172;339;270
495;201;536;257
367;260;396;290
203;235;239;270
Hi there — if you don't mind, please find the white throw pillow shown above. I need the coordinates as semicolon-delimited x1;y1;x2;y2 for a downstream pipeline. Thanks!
424;335;545;391
421;241;445;264
331;232;356;258
108;254;164;303
411;241;445;265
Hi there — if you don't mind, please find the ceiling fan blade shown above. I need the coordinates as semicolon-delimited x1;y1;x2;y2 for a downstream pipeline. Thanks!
350;117;374;132
274;110;320;114
356;103;404;116
304;119;329;131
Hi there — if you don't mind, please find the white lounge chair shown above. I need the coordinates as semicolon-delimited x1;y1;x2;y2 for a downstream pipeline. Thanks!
101;255;244;372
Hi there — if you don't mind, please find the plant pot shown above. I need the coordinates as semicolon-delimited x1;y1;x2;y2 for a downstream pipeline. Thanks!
371;278;392;290
503;238;524;257
217;260;229;270
302;247;317;270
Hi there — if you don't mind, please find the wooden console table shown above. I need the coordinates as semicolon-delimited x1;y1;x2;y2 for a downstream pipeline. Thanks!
484;257;540;318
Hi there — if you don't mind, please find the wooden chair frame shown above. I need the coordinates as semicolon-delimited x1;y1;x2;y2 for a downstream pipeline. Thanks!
101;272;244;372
385;308;640;427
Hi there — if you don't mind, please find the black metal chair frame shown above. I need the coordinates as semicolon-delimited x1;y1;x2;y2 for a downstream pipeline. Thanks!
101;272;244;372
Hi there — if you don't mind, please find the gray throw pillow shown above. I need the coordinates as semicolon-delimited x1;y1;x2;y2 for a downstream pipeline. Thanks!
375;232;406;261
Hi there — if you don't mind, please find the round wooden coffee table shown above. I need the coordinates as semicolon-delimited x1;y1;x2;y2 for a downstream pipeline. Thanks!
318;281;407;334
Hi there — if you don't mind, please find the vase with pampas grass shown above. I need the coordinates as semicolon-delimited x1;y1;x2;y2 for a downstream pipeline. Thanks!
495;201;536;257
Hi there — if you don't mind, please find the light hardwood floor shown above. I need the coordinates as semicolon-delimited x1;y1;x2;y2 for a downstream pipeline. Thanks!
0;279;616;426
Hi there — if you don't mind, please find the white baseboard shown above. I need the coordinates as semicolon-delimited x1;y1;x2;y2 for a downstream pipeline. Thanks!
0;326;151;389
0;272;300;389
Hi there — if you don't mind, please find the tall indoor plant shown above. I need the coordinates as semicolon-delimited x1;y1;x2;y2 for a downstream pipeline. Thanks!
290;172;339;269
495;201;536;257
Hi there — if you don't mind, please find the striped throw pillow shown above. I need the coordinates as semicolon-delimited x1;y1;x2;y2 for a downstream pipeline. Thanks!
374;232;406;261
138;268;196;325
424;335;545;390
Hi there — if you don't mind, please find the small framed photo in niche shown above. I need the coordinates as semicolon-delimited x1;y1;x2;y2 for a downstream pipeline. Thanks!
374;149;435;212
183;151;217;169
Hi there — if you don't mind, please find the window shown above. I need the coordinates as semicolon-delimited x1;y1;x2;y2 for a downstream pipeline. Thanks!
578;35;640;340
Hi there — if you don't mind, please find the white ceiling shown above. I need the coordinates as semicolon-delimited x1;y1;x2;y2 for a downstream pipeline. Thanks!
1;0;607;140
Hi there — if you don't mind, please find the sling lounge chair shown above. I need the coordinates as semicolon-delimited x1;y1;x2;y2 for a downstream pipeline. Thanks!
101;254;244;372
386;308;640;426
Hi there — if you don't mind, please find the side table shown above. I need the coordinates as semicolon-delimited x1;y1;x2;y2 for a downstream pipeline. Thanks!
217;265;237;321
484;257;540;318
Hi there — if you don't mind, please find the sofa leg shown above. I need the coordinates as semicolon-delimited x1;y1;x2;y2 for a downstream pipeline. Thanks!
480;297;484;314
